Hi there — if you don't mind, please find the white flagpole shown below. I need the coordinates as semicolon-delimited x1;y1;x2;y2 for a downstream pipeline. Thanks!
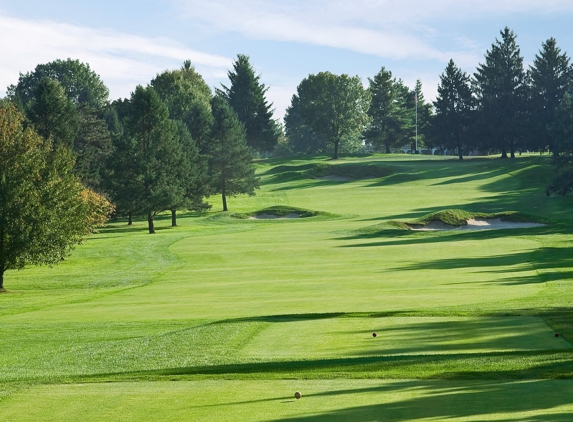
415;91;418;153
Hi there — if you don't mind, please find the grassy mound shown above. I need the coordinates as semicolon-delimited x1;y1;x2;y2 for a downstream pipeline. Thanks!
231;206;321;219
263;162;393;183
411;209;546;227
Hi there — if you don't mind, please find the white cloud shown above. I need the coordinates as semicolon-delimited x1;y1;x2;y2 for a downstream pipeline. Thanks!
0;14;232;100
172;0;573;67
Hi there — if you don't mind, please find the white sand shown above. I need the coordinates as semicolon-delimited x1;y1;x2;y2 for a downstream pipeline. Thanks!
410;218;544;231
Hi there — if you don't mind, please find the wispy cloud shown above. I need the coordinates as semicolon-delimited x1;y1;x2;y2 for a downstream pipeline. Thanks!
0;14;231;100
172;0;573;67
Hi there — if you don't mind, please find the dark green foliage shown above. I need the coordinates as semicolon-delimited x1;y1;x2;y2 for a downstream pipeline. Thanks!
286;72;371;159
150;60;212;121
182;101;214;155
73;106;113;191
474;27;527;158
431;60;475;160
284;94;329;155
547;93;573;196
411;79;433;150
104;100;138;224
26;78;79;149
219;54;278;153
528;38;572;154
364;67;412;153
208;95;259;211
0;104;96;290
123;86;187;233
7;58;109;110
167;120;211;225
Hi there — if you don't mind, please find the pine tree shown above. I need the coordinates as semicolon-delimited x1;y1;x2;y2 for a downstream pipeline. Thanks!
546;93;573;196
364;68;411;153
474;27;526;158
431;60;475;160
208;95;259;211
528;38;572;154
27;78;79;149
124;86;185;233
219;55;278;153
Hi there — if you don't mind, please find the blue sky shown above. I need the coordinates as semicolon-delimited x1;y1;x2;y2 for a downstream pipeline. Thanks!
1;1;573;120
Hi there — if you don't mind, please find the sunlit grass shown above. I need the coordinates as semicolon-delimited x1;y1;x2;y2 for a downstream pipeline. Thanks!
2;154;573;420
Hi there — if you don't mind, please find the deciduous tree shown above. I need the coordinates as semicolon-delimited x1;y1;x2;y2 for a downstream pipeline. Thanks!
0;103;111;291
288;72;371;159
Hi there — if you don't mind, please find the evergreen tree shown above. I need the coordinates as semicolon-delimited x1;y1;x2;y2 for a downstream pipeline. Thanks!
219;54;278;153
182;101;214;155
124;86;185;233
167;120;210;226
104;100;139;225
431;60;475;160
27;78;79;149
208;95;259;211
528;38;572;154
364;67;411;153
73;105;113;191
410;79;433;151
474;27;527;158
547;92;573;196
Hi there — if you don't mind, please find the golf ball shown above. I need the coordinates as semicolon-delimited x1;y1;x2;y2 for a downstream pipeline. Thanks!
294;391;302;399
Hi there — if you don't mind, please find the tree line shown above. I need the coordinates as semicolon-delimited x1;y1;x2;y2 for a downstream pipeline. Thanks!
0;55;276;289
280;27;573;196
281;28;573;160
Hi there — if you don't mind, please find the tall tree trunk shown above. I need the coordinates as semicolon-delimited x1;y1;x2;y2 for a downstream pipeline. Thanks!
333;139;340;160
147;212;155;234
128;212;133;226
171;209;177;227
510;140;515;158
222;182;228;211
385;141;391;154
222;194;228;212
0;268;5;292
500;144;508;159
457;136;463;160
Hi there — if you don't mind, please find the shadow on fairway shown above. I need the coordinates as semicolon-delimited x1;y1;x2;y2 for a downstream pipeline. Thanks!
268;380;573;422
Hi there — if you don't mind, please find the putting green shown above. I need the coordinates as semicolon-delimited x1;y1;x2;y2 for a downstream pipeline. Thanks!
241;317;571;358
2;380;573;421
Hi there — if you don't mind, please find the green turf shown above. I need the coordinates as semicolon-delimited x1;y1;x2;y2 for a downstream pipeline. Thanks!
3;380;573;421
2;154;573;420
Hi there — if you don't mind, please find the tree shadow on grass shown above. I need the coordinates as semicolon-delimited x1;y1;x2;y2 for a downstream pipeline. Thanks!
270;379;573;422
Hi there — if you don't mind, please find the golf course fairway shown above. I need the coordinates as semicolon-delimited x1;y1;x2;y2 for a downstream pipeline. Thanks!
2;154;573;421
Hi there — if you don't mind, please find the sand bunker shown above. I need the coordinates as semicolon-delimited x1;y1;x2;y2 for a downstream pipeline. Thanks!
410;218;545;231
249;213;301;220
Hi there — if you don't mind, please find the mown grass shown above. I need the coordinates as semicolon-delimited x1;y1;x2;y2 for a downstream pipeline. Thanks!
2;154;573;420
